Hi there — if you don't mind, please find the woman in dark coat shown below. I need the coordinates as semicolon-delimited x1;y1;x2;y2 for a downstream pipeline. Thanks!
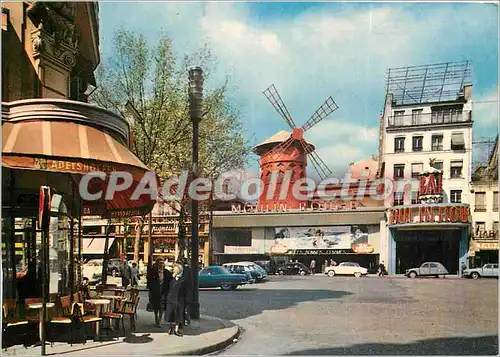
147;258;172;327
166;263;186;336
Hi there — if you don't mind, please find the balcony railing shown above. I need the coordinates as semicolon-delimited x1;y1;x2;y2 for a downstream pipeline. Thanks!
474;205;487;212
388;111;472;128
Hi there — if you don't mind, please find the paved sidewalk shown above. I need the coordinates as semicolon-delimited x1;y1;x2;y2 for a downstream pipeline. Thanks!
4;311;239;356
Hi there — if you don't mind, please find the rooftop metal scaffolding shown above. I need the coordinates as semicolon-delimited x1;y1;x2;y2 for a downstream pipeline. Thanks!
386;61;472;105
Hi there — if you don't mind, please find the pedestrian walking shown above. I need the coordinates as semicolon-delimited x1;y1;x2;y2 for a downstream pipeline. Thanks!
378;261;386;277
130;262;140;287
310;259;316;274
166;263;186;337
330;259;337;267
147;258;172;327
120;261;132;288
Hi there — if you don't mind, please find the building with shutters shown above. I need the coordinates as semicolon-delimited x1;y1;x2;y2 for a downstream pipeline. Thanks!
378;61;473;275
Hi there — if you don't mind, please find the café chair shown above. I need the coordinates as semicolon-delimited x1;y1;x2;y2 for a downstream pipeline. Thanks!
49;296;75;345
2;299;29;349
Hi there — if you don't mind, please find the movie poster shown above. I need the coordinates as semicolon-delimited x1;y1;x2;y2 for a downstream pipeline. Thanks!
274;225;369;250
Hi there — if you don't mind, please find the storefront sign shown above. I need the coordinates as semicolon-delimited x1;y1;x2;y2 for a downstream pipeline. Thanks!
475;242;499;250
33;158;118;174
388;205;470;225
231;200;360;214
270;243;289;254
419;172;443;196
224;246;260;254
274;225;369;250
352;243;374;254
474;229;497;239
289;249;353;255
152;237;176;245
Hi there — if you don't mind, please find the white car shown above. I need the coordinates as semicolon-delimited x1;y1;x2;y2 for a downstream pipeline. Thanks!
325;262;368;278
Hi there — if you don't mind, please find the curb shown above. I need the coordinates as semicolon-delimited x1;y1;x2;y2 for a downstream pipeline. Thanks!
163;316;241;356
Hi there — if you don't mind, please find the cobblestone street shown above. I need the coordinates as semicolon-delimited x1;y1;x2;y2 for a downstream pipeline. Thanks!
192;275;498;355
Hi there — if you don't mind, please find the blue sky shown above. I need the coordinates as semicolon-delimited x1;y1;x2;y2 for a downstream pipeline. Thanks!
98;1;499;175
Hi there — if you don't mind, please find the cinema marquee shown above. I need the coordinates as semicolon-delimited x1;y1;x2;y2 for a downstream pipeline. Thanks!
388;204;470;225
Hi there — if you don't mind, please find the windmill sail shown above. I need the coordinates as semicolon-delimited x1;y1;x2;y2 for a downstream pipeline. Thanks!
302;96;338;132
263;84;297;130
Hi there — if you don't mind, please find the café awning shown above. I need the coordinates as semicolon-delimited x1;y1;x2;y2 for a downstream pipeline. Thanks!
2;120;157;217
82;237;116;254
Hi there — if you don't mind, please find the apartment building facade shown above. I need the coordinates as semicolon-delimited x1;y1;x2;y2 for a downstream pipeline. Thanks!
379;62;473;275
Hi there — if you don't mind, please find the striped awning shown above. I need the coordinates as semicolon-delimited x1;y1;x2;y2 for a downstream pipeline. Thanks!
2;120;157;218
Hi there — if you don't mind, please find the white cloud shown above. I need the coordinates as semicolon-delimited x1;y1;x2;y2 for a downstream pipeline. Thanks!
473;86;499;131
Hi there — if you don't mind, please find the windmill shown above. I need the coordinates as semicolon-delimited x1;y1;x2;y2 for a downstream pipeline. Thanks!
252;84;338;209
261;84;338;180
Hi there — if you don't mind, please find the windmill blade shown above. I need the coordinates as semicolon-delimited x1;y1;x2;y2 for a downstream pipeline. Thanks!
263;84;297;129
302;96;339;132
298;139;332;181
261;135;295;163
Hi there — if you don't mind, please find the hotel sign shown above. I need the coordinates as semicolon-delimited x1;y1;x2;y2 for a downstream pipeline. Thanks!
389;204;470;225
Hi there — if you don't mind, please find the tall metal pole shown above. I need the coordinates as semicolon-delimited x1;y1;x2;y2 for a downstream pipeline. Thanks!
189;66;203;319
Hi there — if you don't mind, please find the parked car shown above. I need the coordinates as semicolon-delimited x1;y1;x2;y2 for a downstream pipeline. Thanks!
230;261;268;281
462;264;499;279
254;260;278;274
108;258;124;277
82;259;103;283
223;263;255;284
198;265;248;291
277;262;309;276
325;262;368;277
406;262;449;278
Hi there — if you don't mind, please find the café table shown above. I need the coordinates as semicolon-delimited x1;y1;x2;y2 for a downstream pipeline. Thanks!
85;299;110;338
100;295;126;312
27;302;55;342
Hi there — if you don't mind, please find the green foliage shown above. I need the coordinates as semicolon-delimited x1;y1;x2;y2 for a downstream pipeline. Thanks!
91;29;250;185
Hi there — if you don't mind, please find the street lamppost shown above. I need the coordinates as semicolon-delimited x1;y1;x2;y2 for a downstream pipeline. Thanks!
189;66;203;319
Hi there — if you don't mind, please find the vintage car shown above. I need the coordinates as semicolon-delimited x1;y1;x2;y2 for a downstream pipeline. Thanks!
232;261;268;281
223;263;255;283
198;265;248;291
406;262;449;278
325;262;368;277
276;262;309;276
462;264;499;279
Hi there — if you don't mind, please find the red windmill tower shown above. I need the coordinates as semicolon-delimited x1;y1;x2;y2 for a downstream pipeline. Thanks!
253;84;339;209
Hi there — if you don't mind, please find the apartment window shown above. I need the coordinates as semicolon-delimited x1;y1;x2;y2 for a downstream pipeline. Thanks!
411;191;419;204
450;190;462;203
394;137;405;153
393;164;405;180
411;163;423;179
394;111;405;126
493;221;499;234
394;192;404;206
433;161;443;171
474;192;486;212
450;160;463;178
475;222;486;232
493;192;498;212
431;135;443;151
412;109;423;125
431;108;463;124
412;136;423;152
451;132;465;151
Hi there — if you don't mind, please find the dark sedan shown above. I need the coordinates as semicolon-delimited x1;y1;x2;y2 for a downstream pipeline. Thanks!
277;262;309;276
199;266;248;291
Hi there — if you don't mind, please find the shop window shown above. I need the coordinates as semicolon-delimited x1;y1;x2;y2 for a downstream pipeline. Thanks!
394;137;405;153
393;164;405;180
216;228;252;247
412;136;423;152
412;109;423;125
393;192;404;206
431;135;443;151
411;163;423;179
450;190;462;203
493;192;498;212
450;161;463;178
474;192;486;212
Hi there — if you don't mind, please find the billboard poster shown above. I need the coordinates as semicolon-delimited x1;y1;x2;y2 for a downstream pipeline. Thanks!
273;225;369;251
